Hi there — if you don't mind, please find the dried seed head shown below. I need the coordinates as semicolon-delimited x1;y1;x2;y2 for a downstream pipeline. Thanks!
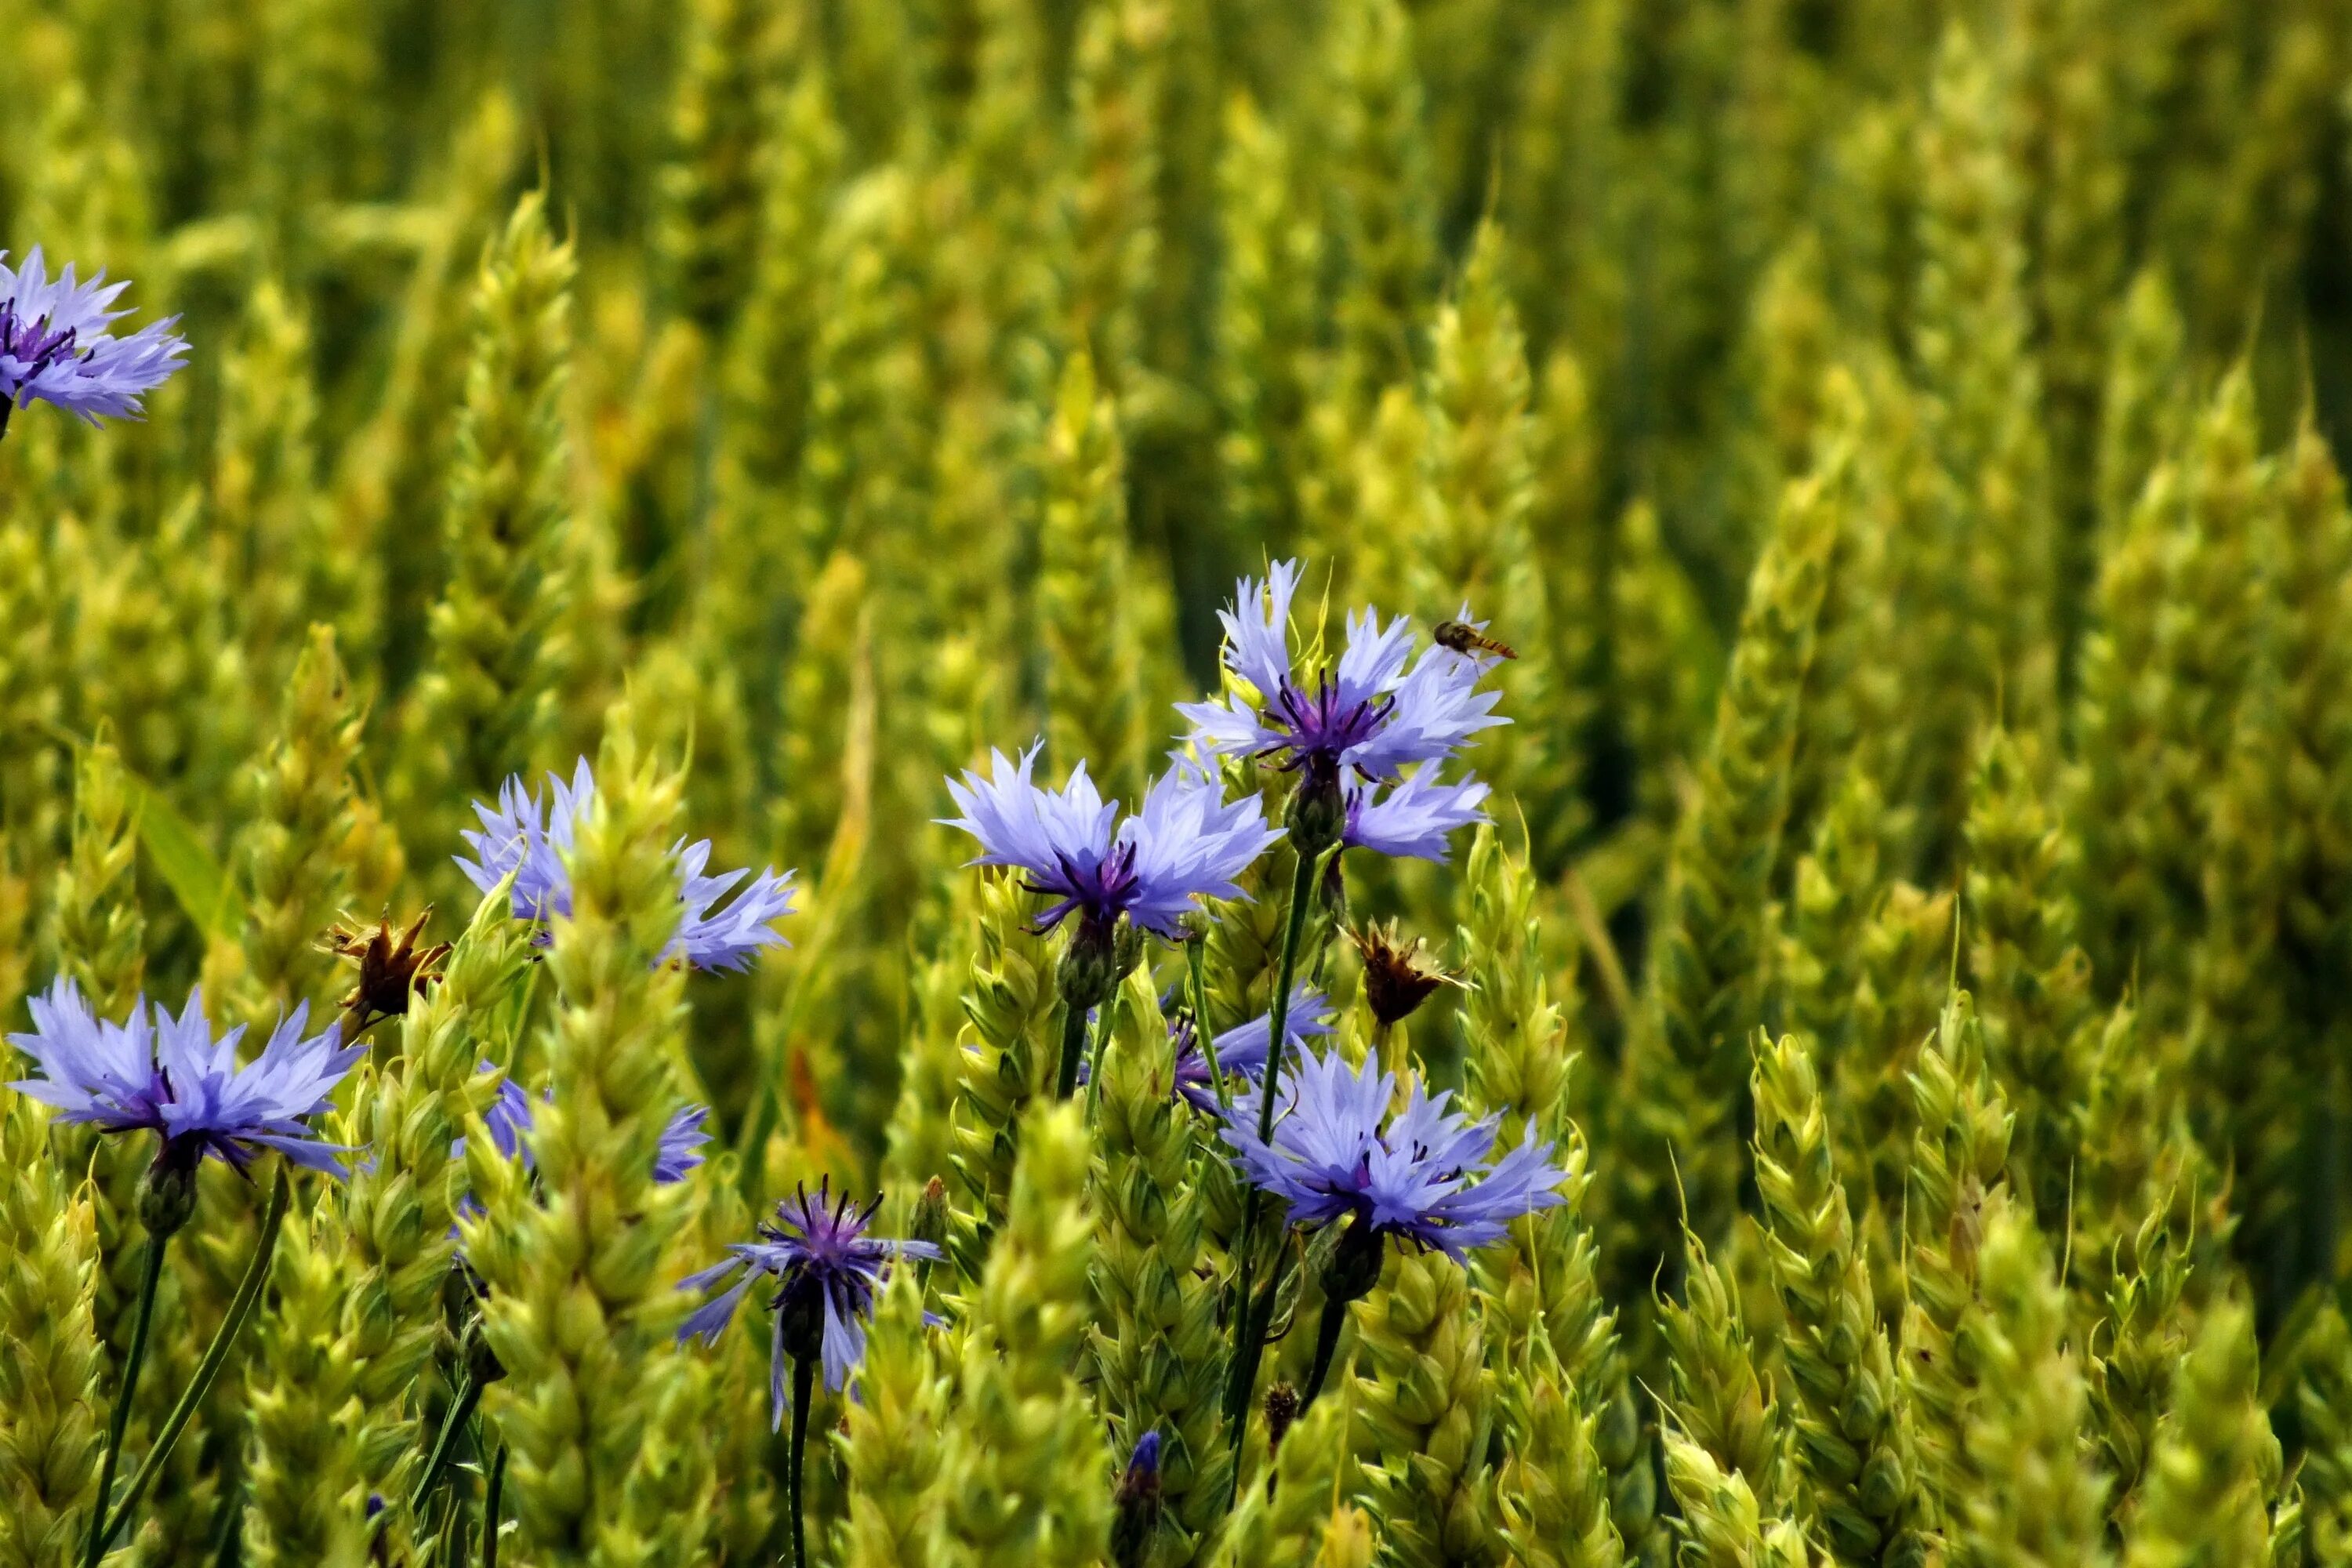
1351;919;1463;1026
320;908;452;1029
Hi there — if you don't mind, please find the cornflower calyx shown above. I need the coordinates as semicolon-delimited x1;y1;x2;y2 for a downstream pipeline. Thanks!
0;249;187;434
8;978;364;1184
320;908;452;1029
457;759;797;971
1352;920;1463;1026
138;1142;203;1240
679;1178;942;1426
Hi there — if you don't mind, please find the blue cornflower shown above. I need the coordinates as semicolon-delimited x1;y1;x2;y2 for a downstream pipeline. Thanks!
456;759;797;972
1178;561;1504;852
1223;1044;1567;1262
0;249;186;436
1076;985;1335;1115
943;744;1280;943
678;1179;942;1426
461;1063;711;1189
1225;1043;1568;1408
6;978;361;1199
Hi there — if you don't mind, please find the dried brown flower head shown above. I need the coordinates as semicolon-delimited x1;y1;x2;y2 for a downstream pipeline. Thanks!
319;908;452;1031
1351;919;1463;1027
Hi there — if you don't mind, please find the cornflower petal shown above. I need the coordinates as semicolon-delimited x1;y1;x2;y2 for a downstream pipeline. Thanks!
1344;771;1492;862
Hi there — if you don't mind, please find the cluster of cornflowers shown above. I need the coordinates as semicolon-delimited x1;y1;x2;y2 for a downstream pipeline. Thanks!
1;736;803;1563
926;558;1564;1516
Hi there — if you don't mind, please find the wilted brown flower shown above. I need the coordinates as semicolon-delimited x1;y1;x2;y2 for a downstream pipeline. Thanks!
319;908;452;1032
1351;920;1464;1027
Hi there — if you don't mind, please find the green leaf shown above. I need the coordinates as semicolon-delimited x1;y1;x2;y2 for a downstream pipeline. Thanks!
122;774;246;942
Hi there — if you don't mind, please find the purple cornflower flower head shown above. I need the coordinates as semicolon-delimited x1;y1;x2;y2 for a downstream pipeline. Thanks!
677;1179;942;1427
941;743;1279;942
1342;770;1492;862
1178;564;1507;811
0;249;186;431
456;758;797;971
1222;1045;1568;1262
6;978;361;1181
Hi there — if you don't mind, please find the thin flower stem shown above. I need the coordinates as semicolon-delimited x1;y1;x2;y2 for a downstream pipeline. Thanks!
1220;842;1322;1504
83;1231;169;1568
1300;1292;1349;1411
786;1354;816;1568
91;1167;292;1563
410;1365;484;1512
1187;939;1232;1116
481;1445;507;1568
1083;988;1120;1119
1054;996;1091;1099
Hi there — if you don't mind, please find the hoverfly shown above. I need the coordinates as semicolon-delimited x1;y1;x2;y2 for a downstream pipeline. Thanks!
1432;619;1517;660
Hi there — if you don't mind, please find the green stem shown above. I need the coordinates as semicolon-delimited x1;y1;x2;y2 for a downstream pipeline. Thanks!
481;1445;507;1568
1083;986;1120;1120
411;1365;484;1512
786;1354;815;1568
85;1232;169;1568
1300;1292;1349;1411
90;1167;292;1564
1221;844;1322;1503
1186;939;1231;1116
1054;996;1091;1099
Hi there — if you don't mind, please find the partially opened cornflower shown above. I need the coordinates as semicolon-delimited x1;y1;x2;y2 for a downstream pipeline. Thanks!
679;1179;941;1568
1076;985;1334;1115
461;1063;711;1191
456;758;797;971
8;978;361;1228
944;743;1279;1093
0;248;187;437
1224;1044;1568;1406
1112;1431;1165;1568
677;1179;943;1410
1178;560;1504;855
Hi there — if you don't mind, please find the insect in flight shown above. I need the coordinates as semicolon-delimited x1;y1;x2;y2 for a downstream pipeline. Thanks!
1432;620;1518;661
